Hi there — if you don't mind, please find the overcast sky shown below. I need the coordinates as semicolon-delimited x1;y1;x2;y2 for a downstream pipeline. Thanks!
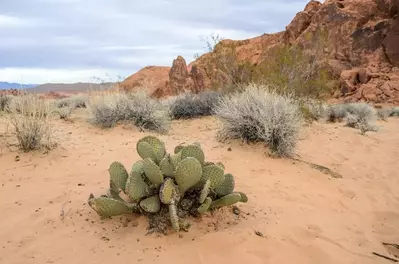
0;0;309;84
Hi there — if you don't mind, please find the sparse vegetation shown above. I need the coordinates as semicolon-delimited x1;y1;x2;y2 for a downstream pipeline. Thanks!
326;103;378;134
0;94;12;112
377;108;391;121
88;90;170;133
6;95;55;152
56;106;74;119
56;95;87;109
214;84;303;157
390;107;399;117
300;99;328;122
169;91;222;119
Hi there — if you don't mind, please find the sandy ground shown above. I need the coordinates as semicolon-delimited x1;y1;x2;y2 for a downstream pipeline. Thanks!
1;111;399;264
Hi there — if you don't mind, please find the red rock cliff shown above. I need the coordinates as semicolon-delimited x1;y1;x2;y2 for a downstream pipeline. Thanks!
122;0;399;103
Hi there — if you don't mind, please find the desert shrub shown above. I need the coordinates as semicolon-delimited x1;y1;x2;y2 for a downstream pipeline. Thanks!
0;94;13;112
300;99;328;122
56;106;74;119
390;107;399;117
88;90;170;133
88;135;248;234
214;84;302;157
342;103;378;133
6;95;55;152
327;104;348;122
377;108;391;121
169;91;222;119
56;95;87;108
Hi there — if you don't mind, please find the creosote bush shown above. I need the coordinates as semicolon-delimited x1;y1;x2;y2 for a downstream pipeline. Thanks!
169;91;222;119
88;135;248;234
214;84;303;157
88;90;170;133
6;95;55;152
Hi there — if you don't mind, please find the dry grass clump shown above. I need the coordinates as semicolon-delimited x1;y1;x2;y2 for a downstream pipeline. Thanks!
56;95;87;109
6;95;55;152
214;84;303;157
168;91;222;119
88;90;170;133
0;94;13;112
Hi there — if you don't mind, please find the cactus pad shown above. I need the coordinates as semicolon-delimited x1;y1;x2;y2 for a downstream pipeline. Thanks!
143;158;164;186
180;145;205;165
197;197;212;214
201;164;225;189
159;178;177;204
214;173;235;197
211;193;242;209
174;144;184;154
137;141;157;161
88;195;131;217
238;192;248;203
108;161;129;192
216;162;225;170
137;136;166;164
199;179;211;204
131;160;144;176
140;195;161;213
169;201;180;232
125;171;151;202
159;154;175;177
175;157;202;194
203;161;214;166
170;152;182;169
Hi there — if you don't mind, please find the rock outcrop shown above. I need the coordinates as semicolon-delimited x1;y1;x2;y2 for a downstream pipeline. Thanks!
122;0;399;104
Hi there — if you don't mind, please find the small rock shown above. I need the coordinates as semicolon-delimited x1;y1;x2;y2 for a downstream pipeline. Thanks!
179;234;183;238
232;206;240;215
77;183;85;186
14;156;20;162
101;236;110;241
227;147;232;152
16;185;20;188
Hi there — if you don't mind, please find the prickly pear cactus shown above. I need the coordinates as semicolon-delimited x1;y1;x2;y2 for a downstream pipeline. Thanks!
88;135;248;234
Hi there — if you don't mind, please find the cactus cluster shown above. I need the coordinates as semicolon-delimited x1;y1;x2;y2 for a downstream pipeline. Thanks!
88;135;248;233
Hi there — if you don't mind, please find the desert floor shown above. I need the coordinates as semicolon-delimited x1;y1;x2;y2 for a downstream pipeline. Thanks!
1;111;399;264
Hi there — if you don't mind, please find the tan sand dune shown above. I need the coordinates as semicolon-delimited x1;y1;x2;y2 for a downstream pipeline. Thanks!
1;114;399;264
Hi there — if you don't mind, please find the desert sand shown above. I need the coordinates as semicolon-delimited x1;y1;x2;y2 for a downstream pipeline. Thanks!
1;111;399;264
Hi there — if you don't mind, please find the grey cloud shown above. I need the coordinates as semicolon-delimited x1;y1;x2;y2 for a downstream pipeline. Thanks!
0;0;309;82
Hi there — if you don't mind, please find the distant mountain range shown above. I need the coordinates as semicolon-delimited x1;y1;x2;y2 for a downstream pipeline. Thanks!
0;82;115;93
0;82;37;89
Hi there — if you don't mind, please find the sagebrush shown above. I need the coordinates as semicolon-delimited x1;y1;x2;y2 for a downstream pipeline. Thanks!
88;90;170;133
88;135;247;234
169;91;222;119
214;84;303;157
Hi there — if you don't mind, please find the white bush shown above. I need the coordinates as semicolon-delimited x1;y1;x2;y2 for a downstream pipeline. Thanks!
214;84;303;157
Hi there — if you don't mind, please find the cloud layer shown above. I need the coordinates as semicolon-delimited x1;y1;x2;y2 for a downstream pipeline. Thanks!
0;0;308;83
